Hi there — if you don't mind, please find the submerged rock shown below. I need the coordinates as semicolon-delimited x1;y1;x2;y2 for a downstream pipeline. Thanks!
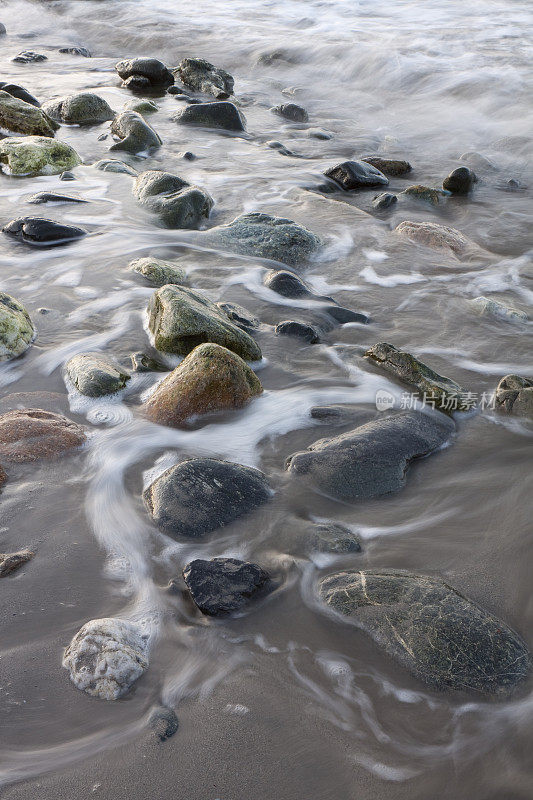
0;293;34;361
394;220;470;256
495;374;533;418
66;353;130;397
319;569;531;696
132;170;213;229
59;46;91;57
0;409;85;461
443;166;477;194
175;58;234;99
362;156;412;176
27;191;87;204
63;617;149;700
275;320;319;343
3;217;86;246
0;136;81;176
272;102;308;122
42;93;115;125
115;57;174;88
0;90;57;136
286;411;454;502
470;296;528;323
217;301;259;330
147;285;262;360
306;522;362;554
213;212;321;266
365;342;469;413
0;81;40;107
372;192;397;211
459;151;495;172
130;351;169;373
264;269;314;298
12;51;47;63
110;110;161;154
128;256;186;287
144;458;272;538
0;548;34;577
402;184;447;205
94;158;137;176
183;557;270;616
323;305;368;324
172;101;246;131
123;98;158;115
324;160;388;190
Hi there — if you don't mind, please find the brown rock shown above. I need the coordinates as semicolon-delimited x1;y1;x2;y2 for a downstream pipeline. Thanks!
0;548;34;577
394;220;470;255
361;156;412;176
0;463;6;488
0;408;86;462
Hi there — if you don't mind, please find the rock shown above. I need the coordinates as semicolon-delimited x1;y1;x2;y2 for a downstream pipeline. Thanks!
318;569;531;697
147;285;262;360
0;23;5;35
109;110;161;154
275;320;319;343
123;98;158;114
361;156;412;176
143;342;262;427
12;51;47;63
394;220;470;256
128;256;186;286
324;160;389;190
365;342;469;413
144;458;272;538
60;171;76;181
495;375;533;418
115;57;174;88
167;86;189;96
272;103;308;122
0;549;34;576
42;93;114;125
308;129;333;140
402;184;447;205
459;151;495;172
443;166;477;194
0;293;34;361
217;301;259;330
0;464;6;488
306;522;362;554
66;353;130;397
172;101;246;132
0;136;81;176
372;192;397;210
63;618;149;700
470;296;528;323
132;170;213;229
213;212;321;267
3;217;86;246
94;158;137;175
175;58;234;99
0;91;57;136
149;706;179;741
0;409;85;461
58;46;91;57
264;269;313;298
27;192;87;204
323;305;369;324
183;557;270;616
130;352;168;373
286;411;454;502
0;82;40;107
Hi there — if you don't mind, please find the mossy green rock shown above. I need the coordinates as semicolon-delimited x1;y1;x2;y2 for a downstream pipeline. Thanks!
128;257;186;287
148;285;262;360
319;569;532;696
123;99;158;115
402;184;447;205
0;292;35;361
0;136;81;176
0;90;58;136
470;296;528;323
42;93;115;125
66;353;130;397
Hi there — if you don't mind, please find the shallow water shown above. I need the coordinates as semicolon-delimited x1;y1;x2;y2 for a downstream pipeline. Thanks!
0;0;532;797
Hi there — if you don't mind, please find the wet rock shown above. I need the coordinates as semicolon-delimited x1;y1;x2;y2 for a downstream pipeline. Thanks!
175;58;234;99
0;408;85;461
0;81;40;107
213;212;321;267
365;342;469;413
372;192;397;211
60;171;76;181
167;86;189;97
27;192;87;204
132;169;213;229
0;464;6;488
0;293;34;361
144;458;272;538
0;135;81;176
128;256;186;287
324;160;389;190
94;158;137;175
495;374;533;418
272;102;308;122
0;23;5;35
3;217;86;246
63;617;149;700
217;301;259;330
130;352;169;373
266;140;295;156
361;156;412;176
323;305;369;324
147;285;262;360
115;57;174;89
264;269;312;298
65;353;130;397
286;411;454;502
183;557;270;616
172;101;246;132
308;129;333;140
123;98;158;114
58;46;91;57
42;93;114;125
149;706;179;741
12;51;47;63
459;151;495;172
0;549;34;577
309;405;363;424
394;220;470;256
470;296;528;323
443;166;477;194
275;320;319;343
306;522;362;554
402;184;447;205
0;91;57;136
110;110;161;154
319;569;531;696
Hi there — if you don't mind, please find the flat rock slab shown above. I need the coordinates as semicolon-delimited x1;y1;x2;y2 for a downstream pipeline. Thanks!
0;90;57;136
0;548;34;577
66;353;130;397
0;409;86;461
144;458;272;538
0;136;81;176
319;570;532;697
286;411;454;502
27;192;88;204
0;292;34;361
172;101;246;131
183;557;270;616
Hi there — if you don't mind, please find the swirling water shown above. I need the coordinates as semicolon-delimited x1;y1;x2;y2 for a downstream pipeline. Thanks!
0;0;532;798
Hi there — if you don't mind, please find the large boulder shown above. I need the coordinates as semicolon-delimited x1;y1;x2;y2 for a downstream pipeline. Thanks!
63;618;149;700
65;353;130;397
324;160;389;190
394;220;470;256
0;90;57;136
174;58;234;99
0;81;40;107
365;342;470;413
3;217;86;246
143;342;262;427
0;409;85;461
132;170;213;229
147;285;262;360
286;411;454;502
361;156;411;176
172;101;246;132
42;92;115;125
183;557;270;616
319;569;531;697
109;110;161;154
0;293;34;361
115;57;174;89
144;458;272;538
0;136;81;176
212;212;321;267
128;256;186;287
495;374;533;418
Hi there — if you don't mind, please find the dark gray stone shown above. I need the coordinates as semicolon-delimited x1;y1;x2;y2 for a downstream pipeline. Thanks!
149;706;179;741
175;58;234;99
214;212;321;267
3;217;86;246
0;82;40;107
172;101;246;132
443;166;477;194
12;51;47;63
361;157;412;176
59;46;91;57
27;192;87;204
307;522;362;554
264;269;312;298
275;320;319;343
66;353;130;397
323;305;369;324
183;557;270;616
115;57;174;88
324;160;389;190
272;103;308;122
372;192;398;210
132;170;213;229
